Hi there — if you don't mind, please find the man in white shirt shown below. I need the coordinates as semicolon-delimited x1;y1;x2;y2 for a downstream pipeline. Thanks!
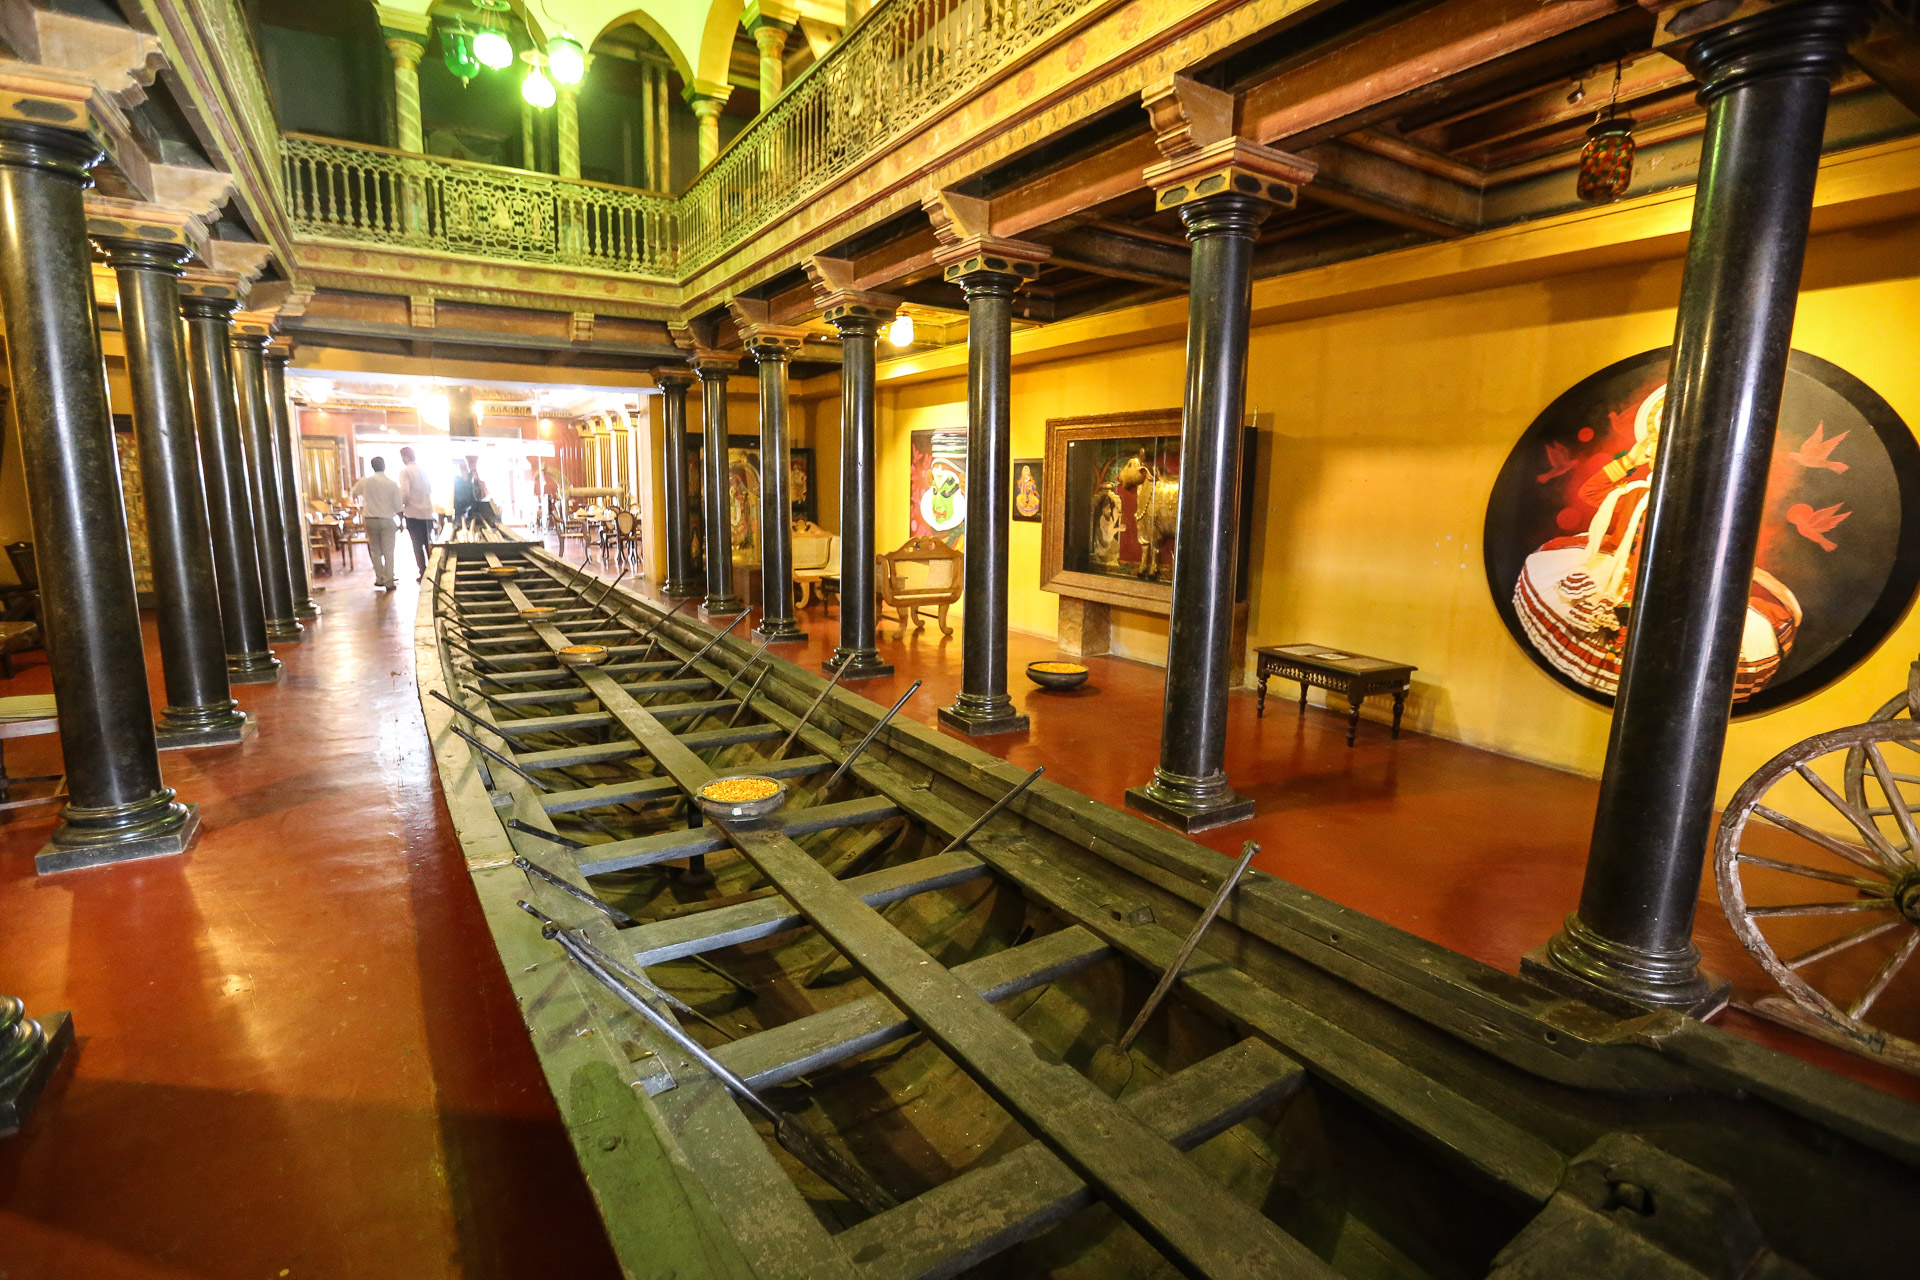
397;445;434;580
351;456;403;591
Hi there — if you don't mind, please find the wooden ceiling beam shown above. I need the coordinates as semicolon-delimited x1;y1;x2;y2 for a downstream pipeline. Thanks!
1241;0;1630;151
1297;141;1482;236
1039;225;1191;285
1414;51;1692;153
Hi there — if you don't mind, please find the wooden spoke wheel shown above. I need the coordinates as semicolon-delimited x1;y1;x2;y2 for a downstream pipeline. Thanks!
1716;719;1920;1068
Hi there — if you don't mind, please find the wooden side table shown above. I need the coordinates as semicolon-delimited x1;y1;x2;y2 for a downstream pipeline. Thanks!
1255;644;1417;747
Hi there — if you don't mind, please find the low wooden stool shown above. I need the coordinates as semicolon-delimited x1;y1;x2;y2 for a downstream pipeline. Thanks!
0;694;64;812
0;620;39;679
1255;644;1416;747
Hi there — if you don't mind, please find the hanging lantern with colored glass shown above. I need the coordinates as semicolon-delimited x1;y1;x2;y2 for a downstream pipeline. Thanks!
442;28;480;84
473;27;513;69
1577;116;1636;205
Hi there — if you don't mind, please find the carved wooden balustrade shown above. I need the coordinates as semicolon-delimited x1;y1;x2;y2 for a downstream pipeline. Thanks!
282;135;679;277
266;0;1107;281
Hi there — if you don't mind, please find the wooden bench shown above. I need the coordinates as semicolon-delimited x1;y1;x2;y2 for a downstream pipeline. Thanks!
1255;643;1416;747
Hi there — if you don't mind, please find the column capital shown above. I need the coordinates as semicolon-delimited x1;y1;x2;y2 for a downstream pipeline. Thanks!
1647;0;1867;98
689;353;739;379
178;268;250;311
805;254;901;329
729;297;810;359
1140;74;1314;216
1142;136;1315;216
374;6;433;37
652;367;697;390
384;36;426;69
265;337;295;365
86;196;208;270
922;188;1050;284
684;81;732;113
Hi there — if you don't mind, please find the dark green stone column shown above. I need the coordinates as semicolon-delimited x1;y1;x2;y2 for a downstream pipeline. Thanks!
231;328;302;642
693;356;747;618
265;344;319;618
746;330;805;643
95;230;249;749
822;293;896;680
0;118;198;873
655;369;701;598
181;285;279;684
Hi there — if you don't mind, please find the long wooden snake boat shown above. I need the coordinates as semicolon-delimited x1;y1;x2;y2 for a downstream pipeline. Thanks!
417;541;1920;1279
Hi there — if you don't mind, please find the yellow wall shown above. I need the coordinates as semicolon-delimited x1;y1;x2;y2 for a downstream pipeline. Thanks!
822;214;1920;803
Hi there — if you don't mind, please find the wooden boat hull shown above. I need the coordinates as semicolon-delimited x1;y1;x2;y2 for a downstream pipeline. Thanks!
418;546;1920;1279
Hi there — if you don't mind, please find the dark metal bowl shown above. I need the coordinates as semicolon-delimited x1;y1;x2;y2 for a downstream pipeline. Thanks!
1026;662;1090;691
695;774;790;824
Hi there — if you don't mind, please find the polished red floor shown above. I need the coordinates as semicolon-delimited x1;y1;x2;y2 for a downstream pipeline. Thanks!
2;545;1916;1277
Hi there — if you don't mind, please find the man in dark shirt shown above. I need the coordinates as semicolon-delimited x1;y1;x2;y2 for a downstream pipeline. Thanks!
452;464;474;533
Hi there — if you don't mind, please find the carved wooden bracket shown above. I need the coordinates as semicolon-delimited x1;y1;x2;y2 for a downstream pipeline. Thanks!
805;255;900;325
0;0;164;109
408;296;436;330
208;240;273;284
1142;75;1235;161
570;311;594;344
727;297;810;356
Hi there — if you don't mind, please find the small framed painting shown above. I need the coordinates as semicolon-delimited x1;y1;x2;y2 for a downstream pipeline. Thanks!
1011;458;1043;522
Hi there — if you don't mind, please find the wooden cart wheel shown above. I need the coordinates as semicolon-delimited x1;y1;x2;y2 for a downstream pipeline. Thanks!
1843;678;1920;815
1716;719;1920;1061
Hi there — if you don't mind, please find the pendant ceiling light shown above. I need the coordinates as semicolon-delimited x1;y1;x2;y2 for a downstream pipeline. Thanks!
887;311;914;348
546;33;585;85
1576;61;1636;205
442;28;480;84
522;65;557;108
473;28;514;69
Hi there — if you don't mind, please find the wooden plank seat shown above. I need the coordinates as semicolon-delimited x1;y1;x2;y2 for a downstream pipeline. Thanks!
0;693;64;812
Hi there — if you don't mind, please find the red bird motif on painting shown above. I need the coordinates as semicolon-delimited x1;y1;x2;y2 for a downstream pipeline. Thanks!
1536;441;1578;483
1787;501;1852;551
1788;422;1850;473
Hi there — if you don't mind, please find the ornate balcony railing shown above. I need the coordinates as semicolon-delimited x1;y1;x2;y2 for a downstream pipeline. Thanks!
282;135;679;277
271;0;1111;281
676;0;1108;266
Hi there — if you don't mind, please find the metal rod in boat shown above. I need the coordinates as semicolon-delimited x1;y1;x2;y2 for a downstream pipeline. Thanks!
712;634;775;703
772;662;851;762
586;567;627;612
935;766;1045;858
446;723;549;790
429;687;529;733
1115;840;1261;1053
520;902;897;1215
825;681;921;791
724;665;776;728
633;596;692;648
662;610;749;683
513;856;635;926
507;817;585;849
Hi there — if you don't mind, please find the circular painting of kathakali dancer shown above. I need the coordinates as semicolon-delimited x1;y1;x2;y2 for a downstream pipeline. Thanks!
1484;348;1920;715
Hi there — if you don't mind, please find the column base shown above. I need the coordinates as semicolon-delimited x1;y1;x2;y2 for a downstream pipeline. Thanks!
36;798;200;875
266;618;304;642
755;618;806;644
938;693;1029;738
227;652;282;684
293;597;320;618
0;1003;73;1138
663;578;703;599
156;711;256;752
1521;913;1731;1020
826;648;893;680
700;597;748;621
1125;767;1255;833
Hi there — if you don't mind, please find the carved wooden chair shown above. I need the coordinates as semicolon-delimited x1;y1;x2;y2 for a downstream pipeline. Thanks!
877;536;963;640
792;526;838;612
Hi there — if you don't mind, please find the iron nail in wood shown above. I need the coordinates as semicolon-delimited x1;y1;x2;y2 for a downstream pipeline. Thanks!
507;817;586;849
1115;839;1261;1054
661;609;750;684
935;766;1045;858
722;665;777;729
446;723;550;791
825;680;922;791
588;567;628;612
513;855;635;925
633;595;693;647
428;687;522;733
772;661;851;762
519;901;896;1214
